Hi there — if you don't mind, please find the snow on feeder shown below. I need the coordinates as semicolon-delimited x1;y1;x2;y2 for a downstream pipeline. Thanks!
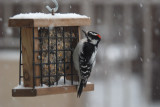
8;2;94;97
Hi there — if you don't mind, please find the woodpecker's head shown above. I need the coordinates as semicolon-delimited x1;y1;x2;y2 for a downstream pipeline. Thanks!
82;30;101;45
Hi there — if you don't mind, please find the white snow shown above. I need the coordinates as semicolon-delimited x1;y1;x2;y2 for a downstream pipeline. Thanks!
13;77;88;89
6;28;13;35
10;13;90;19
118;31;121;36
14;82;32;89
139;3;143;8
35;84;49;89
58;77;79;85
14;83;51;89
140;57;143;62
143;28;146;32
14;83;49;89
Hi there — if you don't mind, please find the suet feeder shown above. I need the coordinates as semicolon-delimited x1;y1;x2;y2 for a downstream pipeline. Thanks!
8;1;94;97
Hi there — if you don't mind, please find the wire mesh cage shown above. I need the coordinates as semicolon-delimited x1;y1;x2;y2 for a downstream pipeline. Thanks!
20;26;79;87
9;13;94;97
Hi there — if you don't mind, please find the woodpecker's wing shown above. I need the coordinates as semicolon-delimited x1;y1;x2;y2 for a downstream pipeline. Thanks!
79;42;96;81
79;52;92;81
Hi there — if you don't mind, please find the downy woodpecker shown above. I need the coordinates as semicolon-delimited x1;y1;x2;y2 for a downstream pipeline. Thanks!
73;30;101;97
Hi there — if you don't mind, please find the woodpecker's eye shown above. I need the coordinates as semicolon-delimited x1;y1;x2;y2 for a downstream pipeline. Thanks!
90;32;97;36
88;31;97;37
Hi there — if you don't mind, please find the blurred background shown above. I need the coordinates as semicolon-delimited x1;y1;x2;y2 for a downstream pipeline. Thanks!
0;0;160;107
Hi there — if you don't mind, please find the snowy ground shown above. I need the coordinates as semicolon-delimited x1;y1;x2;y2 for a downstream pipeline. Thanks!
0;50;159;107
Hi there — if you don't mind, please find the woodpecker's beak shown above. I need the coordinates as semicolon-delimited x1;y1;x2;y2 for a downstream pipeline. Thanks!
82;30;87;38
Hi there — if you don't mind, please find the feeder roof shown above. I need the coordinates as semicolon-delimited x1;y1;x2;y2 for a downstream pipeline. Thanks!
9;13;91;27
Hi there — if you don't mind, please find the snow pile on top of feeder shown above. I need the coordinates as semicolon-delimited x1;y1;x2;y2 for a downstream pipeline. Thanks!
10;13;90;19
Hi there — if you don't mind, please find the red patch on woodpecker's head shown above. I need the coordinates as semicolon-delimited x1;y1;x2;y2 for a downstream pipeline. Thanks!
97;34;101;39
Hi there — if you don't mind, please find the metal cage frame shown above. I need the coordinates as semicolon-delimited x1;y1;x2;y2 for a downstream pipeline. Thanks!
19;27;79;88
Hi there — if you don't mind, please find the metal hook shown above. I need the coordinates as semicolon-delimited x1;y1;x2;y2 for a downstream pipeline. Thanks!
46;0;58;15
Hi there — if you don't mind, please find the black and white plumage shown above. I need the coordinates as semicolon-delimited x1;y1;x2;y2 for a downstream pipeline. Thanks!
73;30;101;97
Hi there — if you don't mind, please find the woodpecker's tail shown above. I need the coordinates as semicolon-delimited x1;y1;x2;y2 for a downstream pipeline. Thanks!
77;80;84;98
